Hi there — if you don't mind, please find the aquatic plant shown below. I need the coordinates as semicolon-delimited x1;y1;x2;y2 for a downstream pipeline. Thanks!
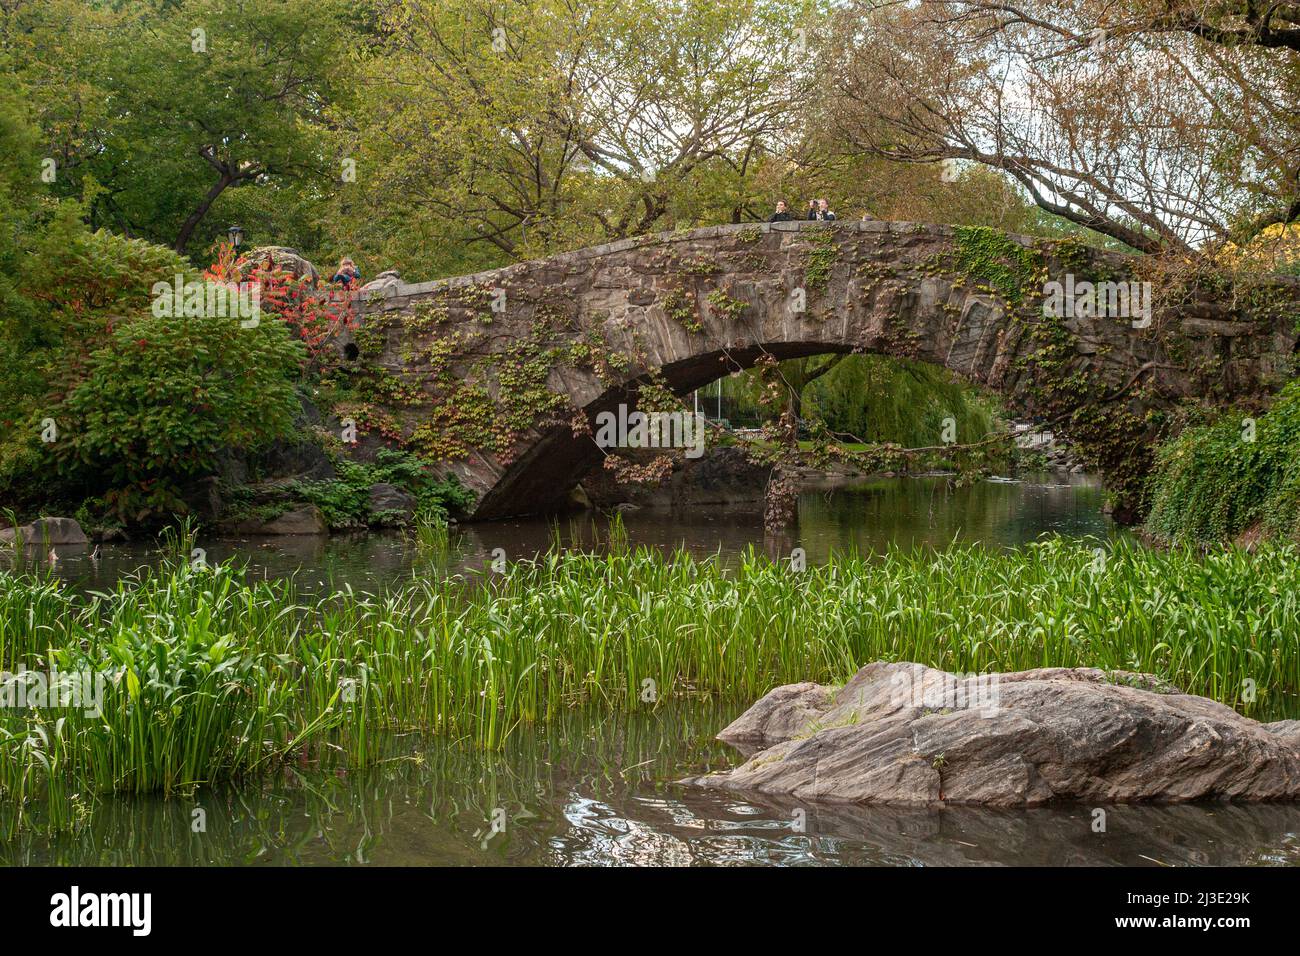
2;537;1298;832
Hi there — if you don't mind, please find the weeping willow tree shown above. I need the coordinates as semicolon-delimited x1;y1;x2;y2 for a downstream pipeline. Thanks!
806;355;1004;447
713;354;1005;449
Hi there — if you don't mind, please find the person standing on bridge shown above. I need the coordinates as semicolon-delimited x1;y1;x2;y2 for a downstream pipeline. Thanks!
769;200;792;222
808;198;836;221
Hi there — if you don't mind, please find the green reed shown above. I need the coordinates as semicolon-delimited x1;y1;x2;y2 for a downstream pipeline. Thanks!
2;535;1299;833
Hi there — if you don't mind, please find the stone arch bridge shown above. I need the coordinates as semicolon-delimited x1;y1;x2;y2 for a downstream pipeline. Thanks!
339;220;1299;522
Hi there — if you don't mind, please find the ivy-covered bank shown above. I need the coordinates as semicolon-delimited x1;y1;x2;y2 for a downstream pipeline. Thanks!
1145;380;1300;545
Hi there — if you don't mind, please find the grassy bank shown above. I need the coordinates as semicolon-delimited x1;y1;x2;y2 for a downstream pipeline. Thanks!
2;536;1299;832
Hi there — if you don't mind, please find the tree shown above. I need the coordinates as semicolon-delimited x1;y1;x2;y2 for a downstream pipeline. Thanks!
1100;1;1300;54
804;355;1003;448
776;355;845;423
0;65;41;354
0;197;193;505
3;0;354;257
820;0;1300;255
721;353;1004;448
57;312;305;521
334;0;819;274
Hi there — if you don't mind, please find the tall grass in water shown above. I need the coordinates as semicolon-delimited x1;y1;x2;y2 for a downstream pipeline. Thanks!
409;504;452;560
2;536;1299;832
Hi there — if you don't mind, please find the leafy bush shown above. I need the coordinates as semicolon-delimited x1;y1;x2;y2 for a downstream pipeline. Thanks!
57;313;305;520
285;449;475;530
0;201;192;509
1145;381;1300;543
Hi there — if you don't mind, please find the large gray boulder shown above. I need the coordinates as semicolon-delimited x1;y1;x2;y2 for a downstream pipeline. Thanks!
229;504;328;536
683;662;1300;806
0;517;89;547
238;246;319;284
367;482;416;525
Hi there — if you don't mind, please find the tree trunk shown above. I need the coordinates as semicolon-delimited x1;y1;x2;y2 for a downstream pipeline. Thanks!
174;171;234;254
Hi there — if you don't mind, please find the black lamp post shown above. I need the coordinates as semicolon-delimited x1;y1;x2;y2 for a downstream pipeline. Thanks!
227;225;244;249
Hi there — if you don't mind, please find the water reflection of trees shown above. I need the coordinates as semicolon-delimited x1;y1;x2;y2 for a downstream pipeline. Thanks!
28;476;1120;594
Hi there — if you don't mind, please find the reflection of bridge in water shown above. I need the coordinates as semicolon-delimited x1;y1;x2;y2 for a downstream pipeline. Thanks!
340;221;1298;521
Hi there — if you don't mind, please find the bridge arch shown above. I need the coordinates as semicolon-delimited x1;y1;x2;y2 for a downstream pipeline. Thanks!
342;220;1299;521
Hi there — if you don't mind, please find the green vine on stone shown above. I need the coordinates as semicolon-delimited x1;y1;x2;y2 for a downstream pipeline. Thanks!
706;287;747;322
662;286;703;333
804;228;837;290
953;226;1040;304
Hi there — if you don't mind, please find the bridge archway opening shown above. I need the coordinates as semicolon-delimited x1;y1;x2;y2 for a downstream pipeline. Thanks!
474;343;988;521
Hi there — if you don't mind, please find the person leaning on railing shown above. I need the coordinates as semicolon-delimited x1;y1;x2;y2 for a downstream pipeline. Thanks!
331;257;361;289
769;200;793;222
807;198;836;221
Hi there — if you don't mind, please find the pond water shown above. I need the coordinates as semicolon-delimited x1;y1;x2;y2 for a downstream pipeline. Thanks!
9;704;1300;867
38;472;1120;593
15;473;1298;868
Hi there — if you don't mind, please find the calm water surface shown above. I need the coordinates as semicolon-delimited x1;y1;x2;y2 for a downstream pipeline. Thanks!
42;473;1120;592
14;474;1298;867
9;705;1300;867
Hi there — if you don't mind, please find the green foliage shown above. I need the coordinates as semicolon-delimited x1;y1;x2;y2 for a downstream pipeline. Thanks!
704;287;747;321
361;328;577;467
6;0;354;258
0;195;190;510
490;341;570;450
21;206;187;323
286;449;475;530
784;155;1119;247
4;537;1300;832
0;552;339;833
336;0;819;276
57;314;305;521
721;354;1004;452
1146;382;1300;543
662;286;702;332
953;226;1040;304
807;355;1003;448
0;75;41;339
803;227;838;288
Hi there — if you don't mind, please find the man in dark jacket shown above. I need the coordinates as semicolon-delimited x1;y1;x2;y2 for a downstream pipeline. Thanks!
807;198;837;221
769;200;792;222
